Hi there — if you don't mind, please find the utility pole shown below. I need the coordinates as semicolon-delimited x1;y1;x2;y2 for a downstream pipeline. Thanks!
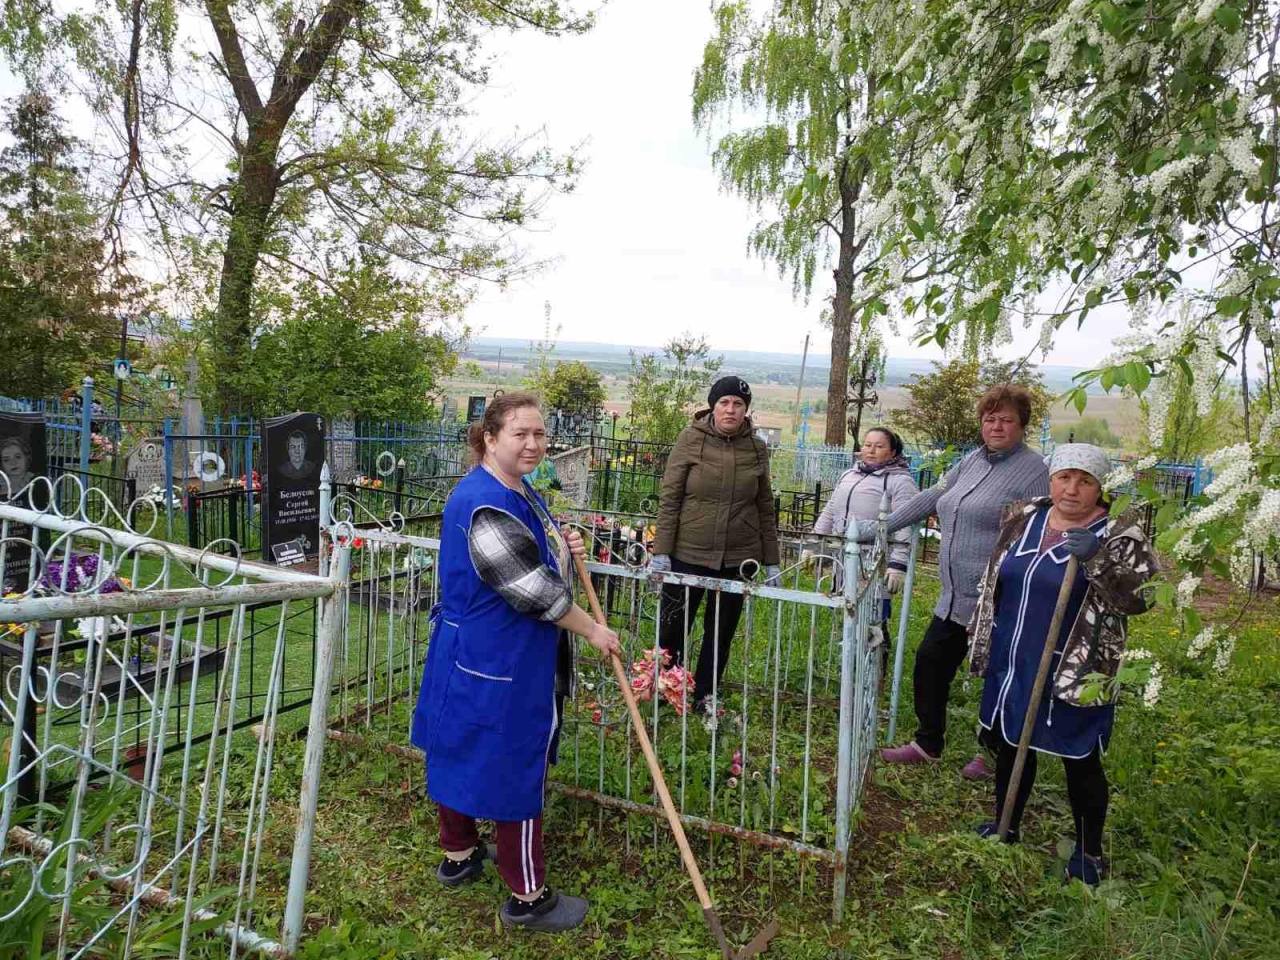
792;333;810;433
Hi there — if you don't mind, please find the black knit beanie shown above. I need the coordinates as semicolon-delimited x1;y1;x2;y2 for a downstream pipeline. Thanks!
707;376;751;409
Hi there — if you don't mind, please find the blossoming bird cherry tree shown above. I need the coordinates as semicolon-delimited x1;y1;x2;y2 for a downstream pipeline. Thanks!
703;0;1278;635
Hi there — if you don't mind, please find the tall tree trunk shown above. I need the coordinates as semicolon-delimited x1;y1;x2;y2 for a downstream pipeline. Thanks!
825;175;857;446
212;130;281;414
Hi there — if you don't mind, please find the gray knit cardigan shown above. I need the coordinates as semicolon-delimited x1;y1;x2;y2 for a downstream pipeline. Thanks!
885;444;1049;625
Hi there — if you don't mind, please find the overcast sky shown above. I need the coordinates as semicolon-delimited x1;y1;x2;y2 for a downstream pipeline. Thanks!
0;0;1135;367
462;0;1131;366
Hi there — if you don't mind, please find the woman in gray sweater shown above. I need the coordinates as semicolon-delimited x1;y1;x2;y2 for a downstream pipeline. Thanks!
861;386;1049;776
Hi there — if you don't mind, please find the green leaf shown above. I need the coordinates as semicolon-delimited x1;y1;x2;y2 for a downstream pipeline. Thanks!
1216;295;1247;316
1183;606;1202;637
1127;361;1151;395
1213;4;1242;32
1072;386;1087;415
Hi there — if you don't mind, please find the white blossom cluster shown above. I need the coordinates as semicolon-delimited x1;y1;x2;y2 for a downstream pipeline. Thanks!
1212;632;1236;675
1176;575;1201;610
1186;625;1216;659
1102;454;1159;495
1142;660;1163;708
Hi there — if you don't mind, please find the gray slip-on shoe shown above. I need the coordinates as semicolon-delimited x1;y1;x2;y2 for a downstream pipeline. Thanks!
500;890;589;932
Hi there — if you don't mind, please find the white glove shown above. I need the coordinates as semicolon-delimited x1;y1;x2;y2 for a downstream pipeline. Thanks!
885;568;905;595
765;564;781;585
648;554;672;574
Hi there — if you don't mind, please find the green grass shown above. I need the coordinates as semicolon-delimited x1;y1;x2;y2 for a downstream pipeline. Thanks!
234;572;1278;960
9;566;1276;958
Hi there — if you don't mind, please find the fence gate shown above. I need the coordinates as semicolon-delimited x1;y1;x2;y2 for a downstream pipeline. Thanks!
1;482;349;958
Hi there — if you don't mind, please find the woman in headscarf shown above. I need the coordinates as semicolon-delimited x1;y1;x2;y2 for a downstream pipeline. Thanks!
967;444;1156;884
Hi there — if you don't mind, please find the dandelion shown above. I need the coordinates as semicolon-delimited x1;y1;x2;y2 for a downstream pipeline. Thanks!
726;776;738;790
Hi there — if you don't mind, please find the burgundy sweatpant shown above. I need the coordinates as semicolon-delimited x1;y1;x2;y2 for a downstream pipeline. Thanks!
437;804;545;896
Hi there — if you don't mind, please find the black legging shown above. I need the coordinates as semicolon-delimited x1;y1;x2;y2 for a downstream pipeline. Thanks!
992;738;1108;855
657;558;746;702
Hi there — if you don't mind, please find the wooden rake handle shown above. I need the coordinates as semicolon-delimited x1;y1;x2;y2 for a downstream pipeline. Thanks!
997;555;1079;840
572;555;733;957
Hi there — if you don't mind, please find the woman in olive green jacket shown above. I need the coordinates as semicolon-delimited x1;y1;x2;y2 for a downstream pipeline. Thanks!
649;376;780;711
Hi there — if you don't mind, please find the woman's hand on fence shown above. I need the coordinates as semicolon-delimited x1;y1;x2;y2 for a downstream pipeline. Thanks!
564;528;587;559
765;564;781;585
648;554;672;576
885;568;905;595
586;621;621;659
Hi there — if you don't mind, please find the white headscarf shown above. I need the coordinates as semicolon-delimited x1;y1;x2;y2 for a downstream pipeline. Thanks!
1048;443;1111;485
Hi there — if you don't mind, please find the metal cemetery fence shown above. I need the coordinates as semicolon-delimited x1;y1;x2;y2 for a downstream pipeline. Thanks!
0;480;350;957
305;479;909;921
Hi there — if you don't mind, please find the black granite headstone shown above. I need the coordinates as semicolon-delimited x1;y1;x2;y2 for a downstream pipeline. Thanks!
0;412;47;593
260;413;325;563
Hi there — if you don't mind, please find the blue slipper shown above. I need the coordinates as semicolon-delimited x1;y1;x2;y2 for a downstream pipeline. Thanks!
1064;846;1107;886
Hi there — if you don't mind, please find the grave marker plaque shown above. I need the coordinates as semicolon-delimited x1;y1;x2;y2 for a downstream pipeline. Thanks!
261;413;325;563
327;417;357;484
125;438;168;492
466;395;487;422
1;412;47;593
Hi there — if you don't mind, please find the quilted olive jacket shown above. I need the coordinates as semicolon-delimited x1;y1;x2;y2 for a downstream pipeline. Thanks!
653;410;780;569
968;498;1157;706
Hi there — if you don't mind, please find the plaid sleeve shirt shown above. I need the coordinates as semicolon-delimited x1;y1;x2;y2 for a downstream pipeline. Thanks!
467;505;573;623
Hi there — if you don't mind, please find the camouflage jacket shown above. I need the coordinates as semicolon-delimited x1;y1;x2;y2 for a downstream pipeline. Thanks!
967;498;1157;706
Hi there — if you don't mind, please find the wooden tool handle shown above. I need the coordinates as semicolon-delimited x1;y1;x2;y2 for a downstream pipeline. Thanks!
997;555;1079;839
573;555;716;912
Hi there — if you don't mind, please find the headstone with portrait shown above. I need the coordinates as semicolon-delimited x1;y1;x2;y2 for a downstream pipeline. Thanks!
260;413;326;563
466;395;487;422
1;412;48;593
125;438;169;493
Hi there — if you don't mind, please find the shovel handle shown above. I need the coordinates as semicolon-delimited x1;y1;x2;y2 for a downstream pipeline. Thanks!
573;555;717;913
997;555;1079;840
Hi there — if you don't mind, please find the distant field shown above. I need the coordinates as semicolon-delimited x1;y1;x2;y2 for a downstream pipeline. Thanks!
442;359;1148;453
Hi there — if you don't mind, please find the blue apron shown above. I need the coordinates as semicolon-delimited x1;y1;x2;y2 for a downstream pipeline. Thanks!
410;467;563;821
978;506;1114;759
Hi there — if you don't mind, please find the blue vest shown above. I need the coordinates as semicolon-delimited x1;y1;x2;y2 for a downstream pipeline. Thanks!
410;467;562;822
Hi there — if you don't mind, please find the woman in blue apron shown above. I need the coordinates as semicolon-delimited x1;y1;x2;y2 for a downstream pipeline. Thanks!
967;444;1156;885
410;392;619;932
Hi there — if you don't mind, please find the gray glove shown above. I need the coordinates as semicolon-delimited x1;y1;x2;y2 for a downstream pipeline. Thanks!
764;564;781;585
1063;528;1101;561
885;569;905;594
648;554;672;574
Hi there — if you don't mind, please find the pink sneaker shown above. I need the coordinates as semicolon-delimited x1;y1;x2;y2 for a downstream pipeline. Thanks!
880;741;940;765
961;754;994;780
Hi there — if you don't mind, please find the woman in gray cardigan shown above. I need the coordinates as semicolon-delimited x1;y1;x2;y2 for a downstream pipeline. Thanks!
859;386;1049;777
812;426;919;620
